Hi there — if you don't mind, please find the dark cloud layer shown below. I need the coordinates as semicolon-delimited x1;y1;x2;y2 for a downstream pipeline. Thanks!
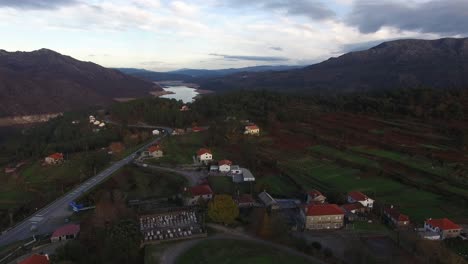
348;0;468;35
0;0;76;9
209;53;289;62
227;0;335;21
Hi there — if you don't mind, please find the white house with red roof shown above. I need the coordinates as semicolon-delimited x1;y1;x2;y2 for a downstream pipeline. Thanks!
197;148;212;164
148;145;163;158
347;191;374;209
184;185;213;205
244;125;260;135
44;153;64;165
218;160;232;172
51;224;80;242
306;190;327;204
302;204;345;230
19;254;50;264
424;218;462;240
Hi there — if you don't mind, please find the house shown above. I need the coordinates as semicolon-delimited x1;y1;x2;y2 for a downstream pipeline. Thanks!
383;206;410;228
44;153;64;165
218;160;232;172
347;191;374;209
99;122;106;128
184;185;213;205
241;168;255;182
244;125;260;135
19;254;50;264
180;105;190;111
424;218;462;240
192;126;205;133
230;165;242;174
148;145;164;158
51;224;80;242
258;191;277;208
235;194;256;208
197;148;212;164
172;128;185;136
307;190;327;204
341;203;366;214
152;129;160;135
302;204;345;230
4;167;16;174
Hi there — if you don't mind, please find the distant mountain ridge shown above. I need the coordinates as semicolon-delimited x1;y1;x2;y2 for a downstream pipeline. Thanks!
0;49;162;117
116;65;304;81
197;38;468;93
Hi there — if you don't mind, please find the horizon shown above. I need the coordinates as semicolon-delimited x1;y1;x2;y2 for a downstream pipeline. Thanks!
1;0;467;70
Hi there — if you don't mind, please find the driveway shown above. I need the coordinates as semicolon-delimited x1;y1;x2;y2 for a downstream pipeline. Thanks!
139;164;206;186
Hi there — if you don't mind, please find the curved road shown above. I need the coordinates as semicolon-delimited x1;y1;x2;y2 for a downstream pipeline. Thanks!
0;127;172;247
159;224;323;264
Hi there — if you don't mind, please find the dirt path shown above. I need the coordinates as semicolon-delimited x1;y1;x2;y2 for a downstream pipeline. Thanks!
157;224;324;264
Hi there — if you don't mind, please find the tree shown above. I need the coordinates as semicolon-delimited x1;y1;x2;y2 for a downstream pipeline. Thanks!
207;195;239;225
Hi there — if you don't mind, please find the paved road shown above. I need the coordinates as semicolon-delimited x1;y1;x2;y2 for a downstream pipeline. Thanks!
0;127;172;248
159;224;324;264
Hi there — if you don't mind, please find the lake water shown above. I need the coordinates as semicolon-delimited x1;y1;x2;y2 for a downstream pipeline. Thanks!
160;85;199;103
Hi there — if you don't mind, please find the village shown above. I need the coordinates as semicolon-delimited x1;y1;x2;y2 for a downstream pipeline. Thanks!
10;115;468;264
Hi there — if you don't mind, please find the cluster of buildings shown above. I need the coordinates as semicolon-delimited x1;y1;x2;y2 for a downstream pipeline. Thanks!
244;124;260;136
89;115;106;128
196;149;255;183
146;145;164;159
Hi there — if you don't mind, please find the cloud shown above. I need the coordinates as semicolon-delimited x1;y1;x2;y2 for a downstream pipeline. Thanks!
339;39;389;53
209;53;289;62
170;1;198;16
0;0;76;9
269;46;283;51
347;0;468;35
225;0;335;21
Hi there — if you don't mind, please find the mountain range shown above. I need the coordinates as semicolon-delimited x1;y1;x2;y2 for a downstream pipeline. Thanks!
197;38;468;93
116;65;304;81
0;49;162;117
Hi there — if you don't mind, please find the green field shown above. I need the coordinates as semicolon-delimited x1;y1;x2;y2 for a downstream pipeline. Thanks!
176;239;314;264
309;145;380;169
159;132;208;164
351;146;455;178
280;156;468;222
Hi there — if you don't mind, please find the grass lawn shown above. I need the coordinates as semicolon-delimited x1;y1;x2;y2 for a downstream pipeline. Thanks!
176;239;313;264
208;176;252;195
352;221;391;234
160;132;207;164
256;174;300;197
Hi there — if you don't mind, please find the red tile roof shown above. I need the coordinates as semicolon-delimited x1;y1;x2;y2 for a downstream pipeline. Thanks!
384;206;410;222
308;189;324;198
188;185;213;196
192;126;204;132
197;148;211;156
426;218;461;231
348;191;369;201
218;160;232;166
148;145;161;153
52;224;80;238
48;153;63;160
341;203;365;212
306;204;344;216
246;125;259;130
19;254;49;264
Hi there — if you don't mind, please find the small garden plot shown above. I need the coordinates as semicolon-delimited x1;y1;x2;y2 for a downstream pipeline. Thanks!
207;176;251;195
309;145;380;169
256;174;300;197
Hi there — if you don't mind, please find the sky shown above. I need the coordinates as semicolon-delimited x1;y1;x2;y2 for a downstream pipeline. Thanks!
0;0;467;71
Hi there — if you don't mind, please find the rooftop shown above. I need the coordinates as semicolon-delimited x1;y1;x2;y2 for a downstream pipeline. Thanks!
306;204;344;216
148;145;161;153
384;206;410;222
47;153;63;160
52;224;80;238
19;254;49;264
197;148;211;156
341;203;365;212
348;191;369;201
218;160;232;166
426;218;461;230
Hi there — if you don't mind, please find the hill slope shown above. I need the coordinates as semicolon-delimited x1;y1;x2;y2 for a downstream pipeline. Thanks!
198;38;468;93
0;49;162;117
